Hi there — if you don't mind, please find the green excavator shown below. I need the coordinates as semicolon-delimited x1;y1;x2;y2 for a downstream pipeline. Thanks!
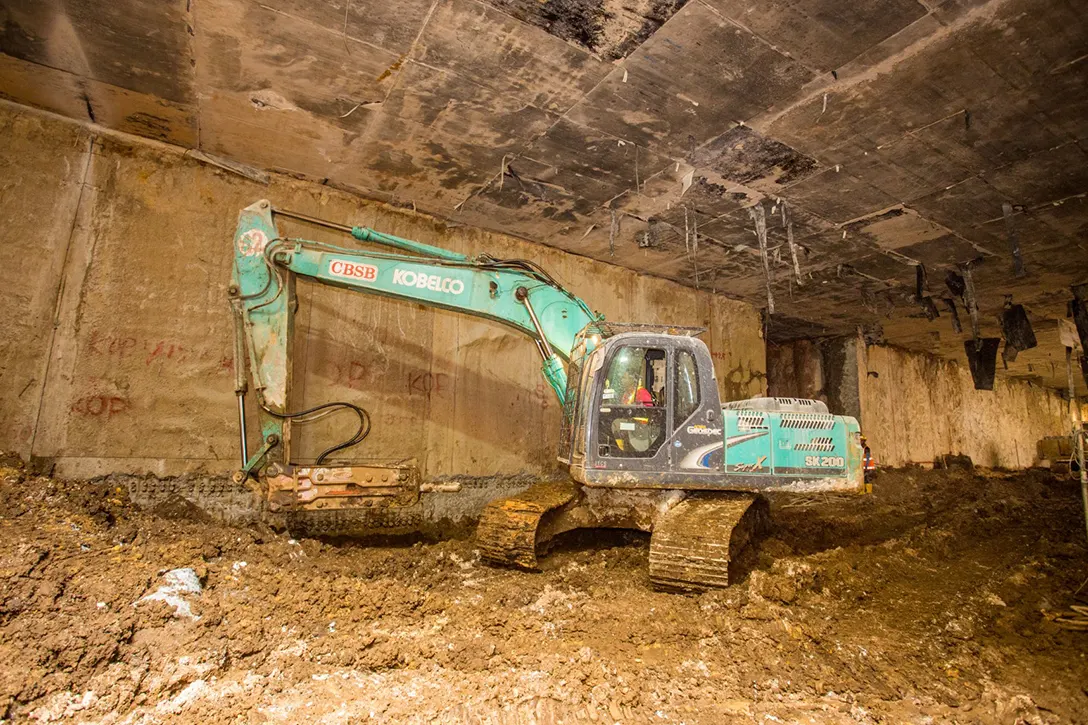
229;200;866;590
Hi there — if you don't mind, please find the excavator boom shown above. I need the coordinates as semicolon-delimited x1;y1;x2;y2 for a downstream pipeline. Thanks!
230;199;598;474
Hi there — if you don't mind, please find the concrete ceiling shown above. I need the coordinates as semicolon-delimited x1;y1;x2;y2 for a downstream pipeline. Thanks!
1;0;1087;393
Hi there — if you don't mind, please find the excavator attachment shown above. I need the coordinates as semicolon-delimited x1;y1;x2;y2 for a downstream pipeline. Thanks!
261;463;419;512
476;481;582;569
648;493;770;591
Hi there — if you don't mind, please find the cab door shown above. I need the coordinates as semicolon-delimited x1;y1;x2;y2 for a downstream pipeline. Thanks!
668;343;725;477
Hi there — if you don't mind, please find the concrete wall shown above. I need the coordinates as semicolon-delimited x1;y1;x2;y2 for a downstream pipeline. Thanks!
0;103;766;480
767;337;861;421
858;344;1071;469
767;340;823;401
769;337;1073;468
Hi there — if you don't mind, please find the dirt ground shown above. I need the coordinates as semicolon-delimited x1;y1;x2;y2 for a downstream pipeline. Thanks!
1;462;1087;724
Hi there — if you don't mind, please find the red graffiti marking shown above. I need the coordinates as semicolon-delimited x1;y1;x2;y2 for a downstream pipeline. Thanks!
145;341;194;366
71;395;130;417
347;361;367;386
532;382;552;410
86;331;138;358
86;330;231;375
327;360;369;389
407;372;448;398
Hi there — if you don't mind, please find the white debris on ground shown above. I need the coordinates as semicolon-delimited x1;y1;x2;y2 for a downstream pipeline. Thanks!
135;567;203;620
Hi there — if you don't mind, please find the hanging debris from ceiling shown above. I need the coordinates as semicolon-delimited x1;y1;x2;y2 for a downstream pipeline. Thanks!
914;264;939;321
961;263;983;343
946;262;983;342
860;287;883;317
1000;296;1037;364
860;322;884;346
945;269;966;298
1070;284;1088;389
946;261;998;389
609;208;619;258
1071;284;1088;351
638;219;662;249
683;205;701;289
780;202;803;287
964;337;1001;390
1001;202;1027;278
749;202;774;314
943;297;963;333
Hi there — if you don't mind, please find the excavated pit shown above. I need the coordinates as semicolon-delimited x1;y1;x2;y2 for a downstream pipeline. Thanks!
1;461;1086;723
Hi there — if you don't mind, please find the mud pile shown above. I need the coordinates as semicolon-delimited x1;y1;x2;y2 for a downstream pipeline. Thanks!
1;462;1086;723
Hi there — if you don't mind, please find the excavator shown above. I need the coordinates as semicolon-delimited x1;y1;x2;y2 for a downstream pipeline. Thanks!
229;200;867;591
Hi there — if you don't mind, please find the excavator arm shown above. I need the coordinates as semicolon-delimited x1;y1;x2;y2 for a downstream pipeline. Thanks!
229;199;599;476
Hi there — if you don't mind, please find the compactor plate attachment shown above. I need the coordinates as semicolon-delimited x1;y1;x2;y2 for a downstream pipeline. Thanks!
264;463;419;512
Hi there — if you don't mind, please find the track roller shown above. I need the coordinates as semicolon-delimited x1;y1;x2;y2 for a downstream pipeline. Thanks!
649;493;770;592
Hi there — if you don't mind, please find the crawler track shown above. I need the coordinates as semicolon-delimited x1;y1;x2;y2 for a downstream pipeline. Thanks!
476;480;582;569
649;494;770;591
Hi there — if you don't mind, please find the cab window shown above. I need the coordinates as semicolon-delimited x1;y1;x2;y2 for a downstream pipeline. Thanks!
674;350;699;427
572;349;601;458
597;347;666;458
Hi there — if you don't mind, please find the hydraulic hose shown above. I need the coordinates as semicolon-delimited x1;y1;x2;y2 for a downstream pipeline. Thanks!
260;400;371;464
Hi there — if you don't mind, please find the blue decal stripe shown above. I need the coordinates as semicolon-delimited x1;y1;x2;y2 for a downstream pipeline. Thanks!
725;431;769;448
680;442;724;469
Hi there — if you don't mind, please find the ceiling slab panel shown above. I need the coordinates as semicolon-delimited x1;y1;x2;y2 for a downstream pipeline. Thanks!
0;0;194;104
854;134;974;199
411;0;610;114
1;0;1086;393
565;1;813;154
475;0;689;61
692;125;821;193
196;0;397;134
380;61;555;131
703;0;928;73
198;90;362;180
894;234;991;270
905;175;1010;247
910;97;1068;177
251;0;435;55
522;117;673;206
781;168;897;224
982;142;1088;207
951;0;1086;90
0;52;198;145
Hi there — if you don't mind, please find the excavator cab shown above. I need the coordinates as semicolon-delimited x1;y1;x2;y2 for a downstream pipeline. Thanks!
559;324;724;488
557;322;865;495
